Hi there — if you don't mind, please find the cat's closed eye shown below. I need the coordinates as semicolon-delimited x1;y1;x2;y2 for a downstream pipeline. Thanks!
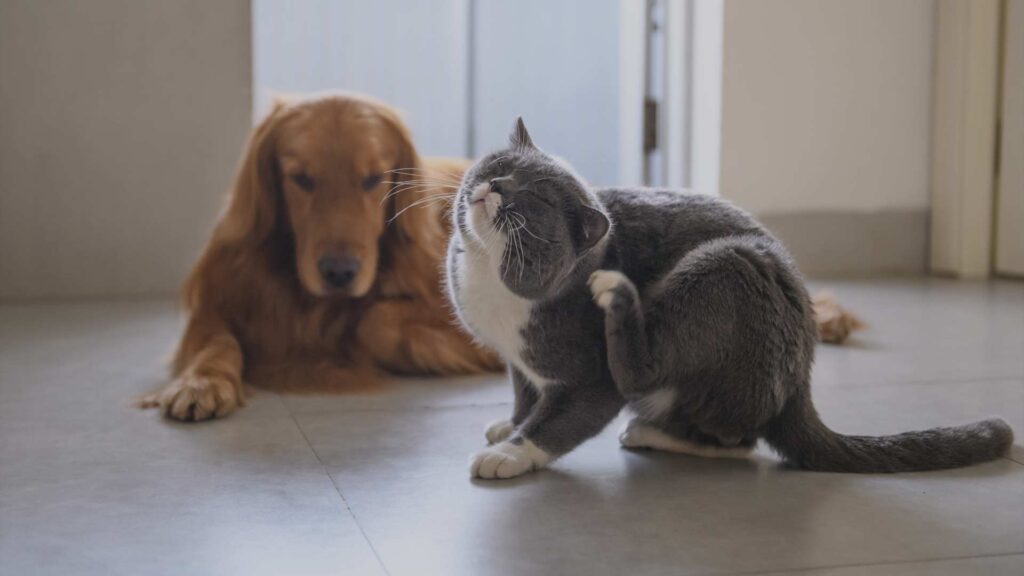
522;189;556;208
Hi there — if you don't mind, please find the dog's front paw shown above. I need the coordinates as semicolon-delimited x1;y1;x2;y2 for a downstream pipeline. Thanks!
588;270;630;311
470;439;552;480
142;374;243;422
484;419;515;445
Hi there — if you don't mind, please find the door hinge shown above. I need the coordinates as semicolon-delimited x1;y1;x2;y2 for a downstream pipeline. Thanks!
643;97;658;154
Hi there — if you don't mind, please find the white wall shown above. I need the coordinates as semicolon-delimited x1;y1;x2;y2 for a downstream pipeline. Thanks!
253;0;470;157
0;0;251;300
718;0;934;215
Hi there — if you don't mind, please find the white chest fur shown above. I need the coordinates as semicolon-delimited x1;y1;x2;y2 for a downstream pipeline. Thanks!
453;243;550;388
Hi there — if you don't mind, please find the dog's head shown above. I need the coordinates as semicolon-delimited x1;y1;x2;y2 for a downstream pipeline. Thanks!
220;94;424;298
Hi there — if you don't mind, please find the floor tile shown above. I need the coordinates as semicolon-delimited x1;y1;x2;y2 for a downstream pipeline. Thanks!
296;378;1024;576
799;378;1024;464
0;411;386;576
756;553;1024;576
3;280;1023;576
280;372;510;415
809;279;1024;387
0;301;384;576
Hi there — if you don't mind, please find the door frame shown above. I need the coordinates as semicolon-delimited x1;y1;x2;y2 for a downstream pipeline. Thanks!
929;0;1003;277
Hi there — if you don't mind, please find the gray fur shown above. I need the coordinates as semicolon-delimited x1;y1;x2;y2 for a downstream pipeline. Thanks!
446;118;1014;473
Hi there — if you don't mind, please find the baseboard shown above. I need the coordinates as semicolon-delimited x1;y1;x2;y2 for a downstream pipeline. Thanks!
757;209;929;277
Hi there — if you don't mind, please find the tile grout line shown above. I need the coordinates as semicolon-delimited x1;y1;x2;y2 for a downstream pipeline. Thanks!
288;412;392;576
701;550;1024;576
1005;455;1024;466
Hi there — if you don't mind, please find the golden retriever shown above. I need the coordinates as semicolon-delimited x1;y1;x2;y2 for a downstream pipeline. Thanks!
139;94;500;421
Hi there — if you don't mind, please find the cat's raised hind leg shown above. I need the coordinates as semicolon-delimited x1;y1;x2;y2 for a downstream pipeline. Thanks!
588;270;659;398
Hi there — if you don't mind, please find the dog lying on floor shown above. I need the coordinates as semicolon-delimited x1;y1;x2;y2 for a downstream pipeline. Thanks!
139;94;500;421
138;93;860;421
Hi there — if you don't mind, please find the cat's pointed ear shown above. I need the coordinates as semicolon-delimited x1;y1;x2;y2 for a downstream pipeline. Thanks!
577;205;610;254
509;116;536;150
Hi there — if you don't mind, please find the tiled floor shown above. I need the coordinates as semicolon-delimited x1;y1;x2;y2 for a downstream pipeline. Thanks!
1;278;1022;576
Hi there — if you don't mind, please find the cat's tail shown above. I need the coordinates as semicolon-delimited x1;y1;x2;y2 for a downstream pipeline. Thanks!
764;389;1014;473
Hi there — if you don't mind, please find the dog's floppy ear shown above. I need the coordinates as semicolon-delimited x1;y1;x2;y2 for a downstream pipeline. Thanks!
377;105;445;249
218;100;287;245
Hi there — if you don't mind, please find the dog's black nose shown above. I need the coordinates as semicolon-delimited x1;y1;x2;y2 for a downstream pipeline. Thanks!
318;256;360;290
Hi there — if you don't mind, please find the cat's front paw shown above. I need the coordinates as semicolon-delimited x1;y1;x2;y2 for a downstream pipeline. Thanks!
484;418;515;445
470;438;552;479
588;270;630;311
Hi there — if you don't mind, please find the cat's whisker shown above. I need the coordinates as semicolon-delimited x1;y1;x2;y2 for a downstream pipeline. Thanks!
508;210;552;244
381;182;459;198
383;167;461;179
513;223;525;281
380;188;439;206
382;176;460;186
496;215;509;274
382;180;459;188
381;174;461;185
382;170;464;187
380;186;457;206
385;194;455;222
385;167;461;178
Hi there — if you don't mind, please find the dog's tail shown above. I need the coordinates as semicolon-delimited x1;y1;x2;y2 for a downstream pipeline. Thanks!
764;389;1014;473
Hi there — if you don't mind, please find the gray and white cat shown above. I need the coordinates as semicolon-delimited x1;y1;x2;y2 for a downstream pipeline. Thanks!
445;118;1013;480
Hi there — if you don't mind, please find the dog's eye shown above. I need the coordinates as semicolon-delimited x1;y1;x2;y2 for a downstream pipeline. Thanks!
362;174;382;191
290;173;315;193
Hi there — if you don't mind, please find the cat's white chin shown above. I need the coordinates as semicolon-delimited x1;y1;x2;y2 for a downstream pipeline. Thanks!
470;438;552;479
465;184;505;245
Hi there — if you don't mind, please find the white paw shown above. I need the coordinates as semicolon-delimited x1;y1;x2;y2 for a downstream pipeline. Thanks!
484;419;515;445
470;439;552;479
588;270;628;311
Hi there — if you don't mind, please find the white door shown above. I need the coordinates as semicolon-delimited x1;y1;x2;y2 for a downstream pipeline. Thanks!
252;0;650;181
470;0;624;186
996;0;1024;276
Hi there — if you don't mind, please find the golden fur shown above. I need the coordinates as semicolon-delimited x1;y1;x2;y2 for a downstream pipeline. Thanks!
812;291;864;345
139;94;499;421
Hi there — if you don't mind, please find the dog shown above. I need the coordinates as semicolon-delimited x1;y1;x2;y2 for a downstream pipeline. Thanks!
139;94;500;421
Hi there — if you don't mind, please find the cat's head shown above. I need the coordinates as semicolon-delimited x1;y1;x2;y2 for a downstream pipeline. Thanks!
455;118;611;300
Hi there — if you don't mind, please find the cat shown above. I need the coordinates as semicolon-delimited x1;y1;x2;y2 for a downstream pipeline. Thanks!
445;118;1014;480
